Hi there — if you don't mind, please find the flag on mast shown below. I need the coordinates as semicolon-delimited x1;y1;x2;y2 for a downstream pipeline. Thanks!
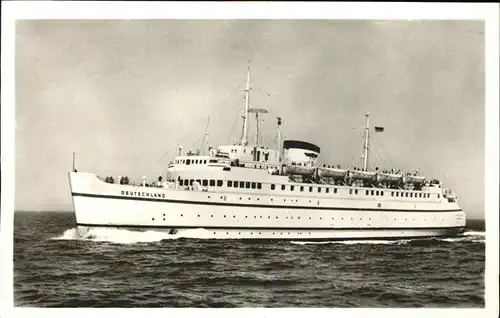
374;126;384;132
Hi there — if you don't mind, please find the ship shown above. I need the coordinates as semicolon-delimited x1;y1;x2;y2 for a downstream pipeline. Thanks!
69;63;466;240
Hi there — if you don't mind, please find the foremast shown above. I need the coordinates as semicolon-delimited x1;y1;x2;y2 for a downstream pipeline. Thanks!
362;112;370;171
241;61;251;146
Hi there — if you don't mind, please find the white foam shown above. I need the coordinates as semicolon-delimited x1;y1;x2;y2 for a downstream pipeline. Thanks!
50;227;216;244
463;230;485;237
291;239;405;245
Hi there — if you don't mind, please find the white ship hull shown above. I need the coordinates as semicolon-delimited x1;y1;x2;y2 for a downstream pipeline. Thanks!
69;172;466;240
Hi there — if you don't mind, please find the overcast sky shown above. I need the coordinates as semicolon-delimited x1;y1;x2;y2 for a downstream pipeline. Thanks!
14;19;485;219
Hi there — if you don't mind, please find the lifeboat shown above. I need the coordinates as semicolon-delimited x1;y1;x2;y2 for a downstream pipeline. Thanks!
348;170;376;181
283;165;316;176
318;167;347;179
375;173;403;183
403;175;426;185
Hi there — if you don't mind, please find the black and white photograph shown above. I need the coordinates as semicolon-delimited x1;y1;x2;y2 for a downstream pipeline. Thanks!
1;2;498;317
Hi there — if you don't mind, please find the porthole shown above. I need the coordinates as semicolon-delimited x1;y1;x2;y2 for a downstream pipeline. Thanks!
163;218;165;221
197;214;200;217
211;215;214;218
239;197;242;200
233;215;236;218
181;214;183;217
208;196;210;199
224;215;226;218
268;216;271;219
152;218;155;220
163;214;165;216
226;232;229;235
213;232;216;234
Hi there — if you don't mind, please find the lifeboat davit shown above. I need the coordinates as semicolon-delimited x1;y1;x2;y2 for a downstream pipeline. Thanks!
283;165;316;176
318;167;347;179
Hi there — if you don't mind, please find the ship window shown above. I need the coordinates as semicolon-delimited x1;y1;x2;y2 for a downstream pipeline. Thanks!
202;179;208;186
204;160;207;164
190;179;194;186
251;182;256;189
391;192;394;196
371;190;374;196
366;190;369;195
309;187;313;192
300;186;304;192
410;193;413;197
257;183;262;189
227;180;232;187
349;189;352;195
438;194;440;198
290;185;295;191
234;181;238;188
210;180;216;187
334;188;338;194
186;159;191;165
318;187;321;193
376;191;379;196
271;184;275;190
244;182;249;188
326;188;330;193
209;159;217;163
196;179;201;185
381;191;384;196
405;193;408;197
179;179;184;186
281;185;286;191
355;189;358;195
240;181;245;188
217;180;223;187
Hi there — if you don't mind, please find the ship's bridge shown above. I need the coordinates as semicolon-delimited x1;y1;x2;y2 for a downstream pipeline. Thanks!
217;145;280;165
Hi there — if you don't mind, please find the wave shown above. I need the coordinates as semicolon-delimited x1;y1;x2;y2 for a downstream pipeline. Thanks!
292;232;485;245
50;227;215;244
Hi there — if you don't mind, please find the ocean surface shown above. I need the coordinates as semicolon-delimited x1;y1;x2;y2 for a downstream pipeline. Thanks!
13;211;485;307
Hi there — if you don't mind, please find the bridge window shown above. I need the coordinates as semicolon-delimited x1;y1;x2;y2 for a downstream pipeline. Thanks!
376;191;379;196
405;193;408;197
190;179;194;186
251;182;256;189
271;184;276;190
217;180;223;187
300;186;304;192
318;187;321;193
179;179;184;186
257;183;262;189
202;179;208;186
227;181;232;187
281;185;286;191
246;182;250;188
366;190;369;195
355;189;358;195
334;188;338;194
309;187;313;192
290;185;295;191
239;181;244;188
371;190;374;196
326;188;330;193
233;181;238;188
210;180;216;187
186;159;191;165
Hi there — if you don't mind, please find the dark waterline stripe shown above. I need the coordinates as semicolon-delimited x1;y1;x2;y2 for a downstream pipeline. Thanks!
71;192;463;213
76;223;464;231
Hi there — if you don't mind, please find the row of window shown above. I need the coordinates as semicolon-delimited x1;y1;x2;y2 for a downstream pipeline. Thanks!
227;180;263;190
175;159;218;165
176;178;436;199
271;184;339;194
179;179;223;187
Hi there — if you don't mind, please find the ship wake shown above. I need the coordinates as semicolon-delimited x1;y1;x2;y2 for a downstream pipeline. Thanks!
50;227;215;244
